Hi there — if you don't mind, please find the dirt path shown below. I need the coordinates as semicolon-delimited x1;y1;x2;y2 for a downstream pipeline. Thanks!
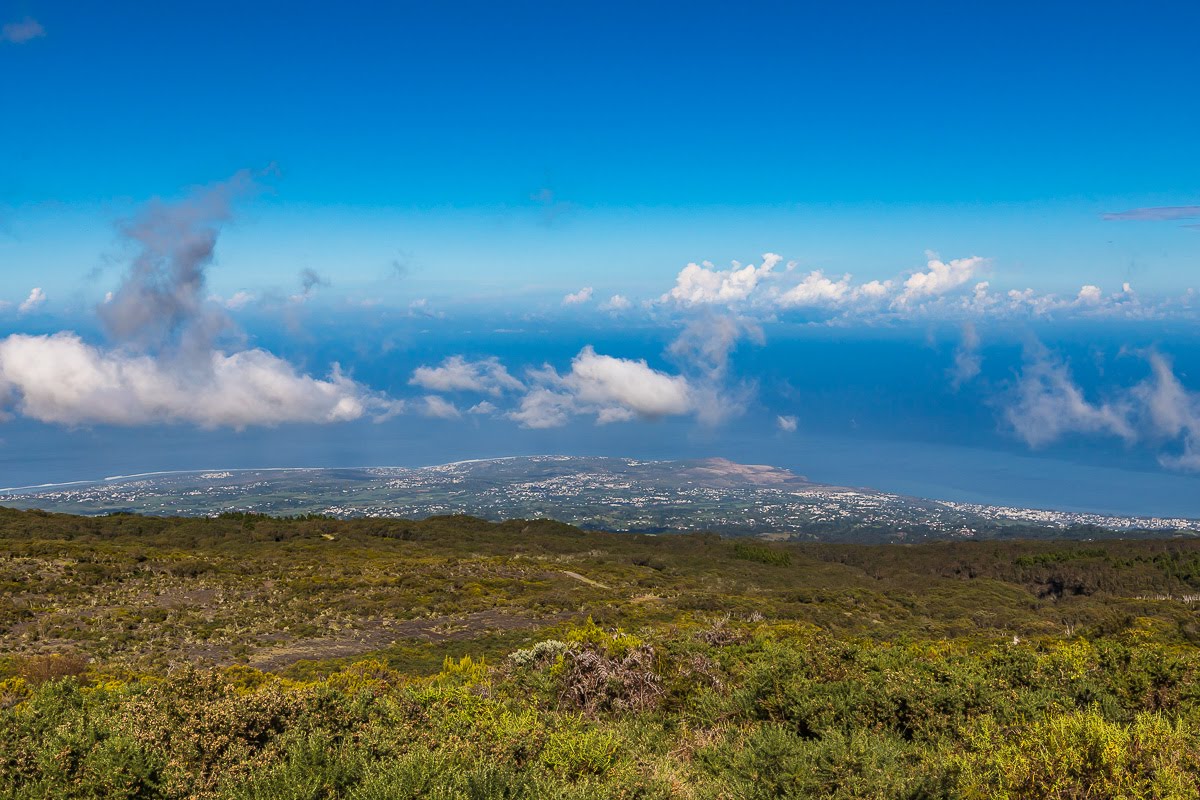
559;570;612;590
247;609;561;671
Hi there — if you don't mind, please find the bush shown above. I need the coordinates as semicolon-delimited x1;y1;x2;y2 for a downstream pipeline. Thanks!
955;711;1200;799
732;541;792;567
700;724;945;800
18;652;88;685
540;727;621;780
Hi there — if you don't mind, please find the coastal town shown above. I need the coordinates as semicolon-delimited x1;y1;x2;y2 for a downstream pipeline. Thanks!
2;457;1195;540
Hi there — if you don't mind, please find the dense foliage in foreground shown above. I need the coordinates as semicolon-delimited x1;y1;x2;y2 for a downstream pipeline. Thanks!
5;621;1200;798
4;509;1200;797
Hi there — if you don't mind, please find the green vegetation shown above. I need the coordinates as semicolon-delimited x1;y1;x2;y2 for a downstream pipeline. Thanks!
5;507;1200;797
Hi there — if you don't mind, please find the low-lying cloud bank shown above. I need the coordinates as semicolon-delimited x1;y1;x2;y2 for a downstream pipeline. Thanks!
655;251;1194;322
0;333;395;428
405;347;701;431
407;314;762;430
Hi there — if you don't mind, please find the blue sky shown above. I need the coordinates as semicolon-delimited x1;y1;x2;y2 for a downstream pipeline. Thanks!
2;2;1199;514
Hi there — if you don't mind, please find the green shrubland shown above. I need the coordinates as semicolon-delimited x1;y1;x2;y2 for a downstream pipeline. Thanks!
4;508;1200;797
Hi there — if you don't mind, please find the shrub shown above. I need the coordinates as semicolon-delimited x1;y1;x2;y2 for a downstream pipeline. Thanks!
700;724;944;800
540;727;621;780
17;652;89;685
732;540;792;566
955;711;1200;799
558;645;663;715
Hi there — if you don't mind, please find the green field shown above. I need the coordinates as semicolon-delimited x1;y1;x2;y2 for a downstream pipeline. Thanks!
5;508;1200;798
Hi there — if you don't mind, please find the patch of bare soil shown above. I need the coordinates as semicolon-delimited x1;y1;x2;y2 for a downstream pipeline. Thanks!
246;609;561;671
558;570;612;590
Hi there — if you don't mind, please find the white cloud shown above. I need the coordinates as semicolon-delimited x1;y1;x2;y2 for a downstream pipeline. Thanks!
566;346;692;418
1133;352;1200;470
1004;347;1134;447
600;294;631;311
776;271;853;307
468;400;497;415
0;171;409;430
510;346;694;428
664;315;761;425
777;415;798;432
407;298;444;319
409;356;524;396
418;395;461;419
221;291;255;310
0;333;397;428
509;388;576;429
667;316;762;379
658;251;997;319
1001;346;1200;471
17;288;45;314
663;253;781;306
651;250;1197;322
896;255;986;306
948;322;981;388
1136;353;1198;437
562;287;594;305
856;280;892;300
1077;285;1103;305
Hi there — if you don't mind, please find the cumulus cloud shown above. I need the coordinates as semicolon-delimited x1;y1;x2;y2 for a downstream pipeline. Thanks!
651;249;1196;322
509;387;577;429
777;415;798;432
1076;285;1103;305
562;287;593;305
1004;346;1135;448
567;347;692;418
856;280;893;300
219;290;255;310
896;254;987;306
663;253;782;306
1;17;44;44
0;333;395;428
777;270;854;307
409;356;524;396
657;251;999;320
0;171;404;429
600;294;631;311
17;288;45;314
1102;206;1200;222
510;346;694;428
948;322;982;388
